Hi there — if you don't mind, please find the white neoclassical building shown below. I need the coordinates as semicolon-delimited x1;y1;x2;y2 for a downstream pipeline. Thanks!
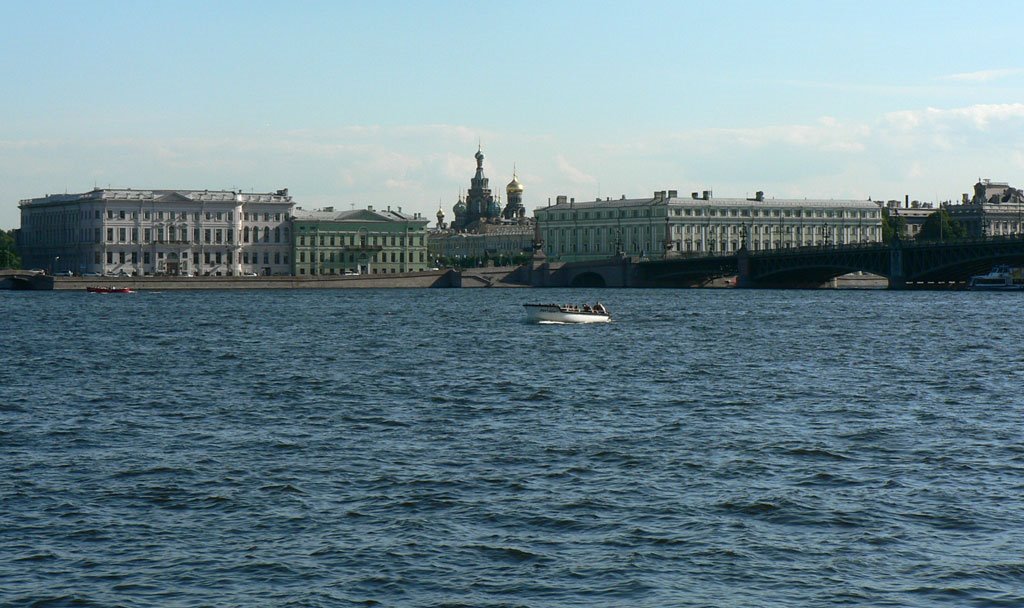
534;190;883;262
17;187;295;276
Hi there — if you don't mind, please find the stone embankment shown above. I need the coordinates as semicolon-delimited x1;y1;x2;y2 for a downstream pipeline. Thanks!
1;267;533;290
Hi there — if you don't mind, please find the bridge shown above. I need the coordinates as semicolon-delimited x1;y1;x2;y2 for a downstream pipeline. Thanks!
0;270;48;290
533;235;1024;288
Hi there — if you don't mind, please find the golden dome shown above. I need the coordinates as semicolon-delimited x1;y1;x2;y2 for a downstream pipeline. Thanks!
506;174;524;193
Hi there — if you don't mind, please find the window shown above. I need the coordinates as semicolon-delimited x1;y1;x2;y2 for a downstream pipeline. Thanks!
131;228;138;242
204;229;211;243
106;252;113;263
106;228;114;242
215;252;222;264
274;252;280;264
144;252;150;264
204;252;211;264
215;229;222;243
131;252;138;264
118;252;125;263
227;229;233;243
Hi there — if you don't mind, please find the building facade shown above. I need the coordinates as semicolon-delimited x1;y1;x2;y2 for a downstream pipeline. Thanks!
534;190;883;262
17;188;294;275
884;199;937;239
946;179;1024;237
292;206;430;275
428;222;535;265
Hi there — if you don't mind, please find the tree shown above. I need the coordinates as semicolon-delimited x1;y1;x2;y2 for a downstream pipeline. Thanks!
0;229;20;269
916;209;968;241
881;208;906;243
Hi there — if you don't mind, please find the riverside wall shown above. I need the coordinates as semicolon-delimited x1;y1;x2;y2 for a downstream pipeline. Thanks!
3;267;537;290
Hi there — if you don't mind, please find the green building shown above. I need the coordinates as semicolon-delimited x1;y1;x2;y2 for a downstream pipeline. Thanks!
292;206;430;275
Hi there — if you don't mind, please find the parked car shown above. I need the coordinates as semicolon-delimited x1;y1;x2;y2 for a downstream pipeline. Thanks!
54;270;74;277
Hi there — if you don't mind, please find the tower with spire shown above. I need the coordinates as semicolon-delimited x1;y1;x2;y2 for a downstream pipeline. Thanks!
503;166;525;221
453;146;499;231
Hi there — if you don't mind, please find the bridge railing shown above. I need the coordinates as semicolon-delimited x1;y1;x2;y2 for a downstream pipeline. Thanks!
742;234;1024;259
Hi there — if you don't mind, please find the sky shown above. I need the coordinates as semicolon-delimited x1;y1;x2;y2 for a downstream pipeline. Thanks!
2;0;1024;229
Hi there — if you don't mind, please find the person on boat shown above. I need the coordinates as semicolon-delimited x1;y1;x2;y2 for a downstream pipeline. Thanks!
593;302;606;314
583;304;592;312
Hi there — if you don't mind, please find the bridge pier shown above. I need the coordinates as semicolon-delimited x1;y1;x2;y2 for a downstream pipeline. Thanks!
888;242;905;290
736;247;752;288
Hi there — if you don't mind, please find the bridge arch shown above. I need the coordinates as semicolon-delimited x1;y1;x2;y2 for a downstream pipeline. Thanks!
569;272;607;287
753;263;886;287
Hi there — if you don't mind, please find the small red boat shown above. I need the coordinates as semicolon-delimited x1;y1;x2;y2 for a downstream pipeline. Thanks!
86;286;135;294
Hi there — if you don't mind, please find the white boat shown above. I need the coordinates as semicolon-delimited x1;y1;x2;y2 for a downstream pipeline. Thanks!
968;265;1024;291
523;303;611;324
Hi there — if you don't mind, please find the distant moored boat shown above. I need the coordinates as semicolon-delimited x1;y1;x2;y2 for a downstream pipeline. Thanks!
968;265;1024;291
86;286;135;294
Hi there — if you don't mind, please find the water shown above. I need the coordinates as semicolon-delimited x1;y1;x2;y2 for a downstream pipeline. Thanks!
2;288;1024;607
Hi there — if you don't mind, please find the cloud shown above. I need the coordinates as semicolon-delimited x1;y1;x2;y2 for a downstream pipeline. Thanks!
555;154;597;185
884;103;1024;131
656;116;871;154
5;105;1024;230
938;68;1024;82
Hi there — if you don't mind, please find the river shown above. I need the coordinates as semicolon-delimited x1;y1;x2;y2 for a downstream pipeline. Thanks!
2;288;1022;607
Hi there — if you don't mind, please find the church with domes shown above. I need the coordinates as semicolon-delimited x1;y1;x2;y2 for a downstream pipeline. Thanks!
428;147;536;266
444;146;528;233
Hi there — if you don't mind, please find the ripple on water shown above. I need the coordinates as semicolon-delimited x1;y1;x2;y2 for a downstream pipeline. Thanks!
2;288;1024;607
